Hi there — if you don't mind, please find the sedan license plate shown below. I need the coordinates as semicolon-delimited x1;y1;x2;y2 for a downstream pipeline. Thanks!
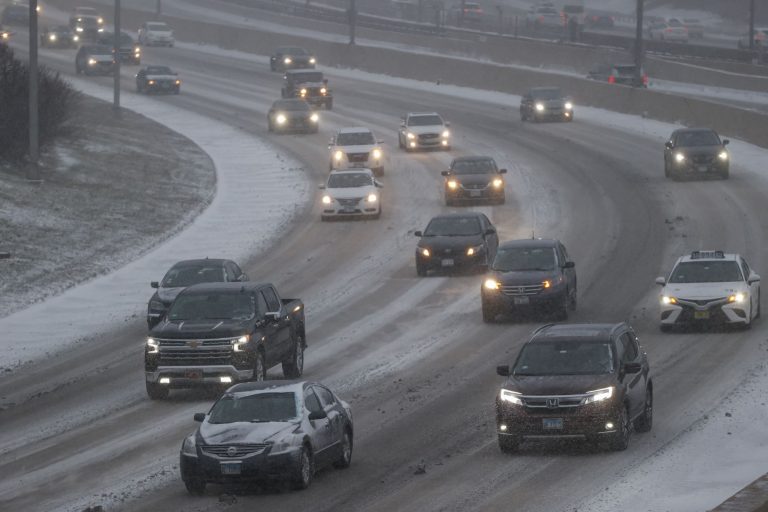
543;418;563;430
441;258;454;267
469;190;482;197
184;370;202;379
697;165;709;172
513;296;530;305
220;462;241;475
694;311;710;320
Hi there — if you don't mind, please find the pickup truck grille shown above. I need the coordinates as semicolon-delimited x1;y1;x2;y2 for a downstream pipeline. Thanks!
523;395;584;408
346;152;369;163
202;444;268;458
156;337;233;347
502;284;544;296
158;349;232;366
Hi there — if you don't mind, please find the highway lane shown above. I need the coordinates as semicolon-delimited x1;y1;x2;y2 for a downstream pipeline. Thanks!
1;27;768;512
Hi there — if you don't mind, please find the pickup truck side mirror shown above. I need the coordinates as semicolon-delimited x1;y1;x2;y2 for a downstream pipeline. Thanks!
499;168;507;174
563;261;575;269
193;413;205;422
308;409;327;421
655;276;666;286
496;365;510;376
623;362;642;374
664;141;674;150
414;230;423;237
151;281;159;288
264;311;281;322
237;273;248;282
440;170;450;176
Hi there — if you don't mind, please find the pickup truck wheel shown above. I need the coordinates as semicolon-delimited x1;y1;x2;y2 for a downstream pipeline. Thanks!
498;434;519;453
146;381;169;400
292;446;314;490
282;334;304;379
634;387;653;433
253;351;266;381
416;262;427;277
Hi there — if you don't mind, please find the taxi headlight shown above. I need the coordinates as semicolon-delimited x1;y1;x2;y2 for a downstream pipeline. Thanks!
662;295;677;305
276;114;287;124
372;148;382;159
421;248;431;257
584;386;614;404
147;337;159;354
564;102;573;110
310;113;319;122
492;178;503;188
500;389;523;405
718;151;728;161
535;103;545;111
322;195;332;204
674;152;685;162
728;293;746;303
407;132;415;140
447;180;458;189
442;129;450;138
334;150;344;161
484;278;500;291
367;193;378;202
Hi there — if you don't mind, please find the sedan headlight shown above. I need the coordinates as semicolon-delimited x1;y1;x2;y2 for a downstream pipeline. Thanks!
718;151;728;161
535;103;545;111
284;57;292;64
181;435;197;457
564;102;573;110
372;148;382;159
97;17;104;24
232;334;249;352
149;300;165;310
322;195;332;204
447;180;458;189
76;26;84;32
466;244;483;256
500;389;523;405
421;248;431;257
728;292;746;303
276;114;287;125
407;132;416;140
442;130;450;138
320;87;327;95
583;386;614;404
309;57;316;64
148;80;156;85
661;295;677;305
484;278;500;291
134;47;141;55
310;113;319;122
88;58;97;66
49;34;57;41
73;35;80;42
367;193;378;202
147;337;159;354
300;88;307;96
492;178;503;188
674;152;685;162
334;150;344;161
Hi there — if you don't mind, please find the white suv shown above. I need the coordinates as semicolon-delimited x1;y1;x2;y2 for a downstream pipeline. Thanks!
398;112;451;152
138;21;174;47
329;127;385;176
656;250;760;331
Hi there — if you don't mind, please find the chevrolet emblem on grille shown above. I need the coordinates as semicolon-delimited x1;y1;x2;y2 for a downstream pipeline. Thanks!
187;340;201;348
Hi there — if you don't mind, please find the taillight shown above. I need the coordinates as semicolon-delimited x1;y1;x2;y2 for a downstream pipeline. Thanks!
538;16;544;22
643;74;649;85
608;75;616;84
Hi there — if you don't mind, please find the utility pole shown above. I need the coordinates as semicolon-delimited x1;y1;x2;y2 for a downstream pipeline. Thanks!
113;0;121;111
28;0;40;180
749;0;756;50
348;0;356;44
634;0;644;86
156;0;162;18
459;0;466;27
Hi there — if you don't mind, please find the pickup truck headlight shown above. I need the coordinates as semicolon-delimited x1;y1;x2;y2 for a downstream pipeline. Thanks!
674;152;685;162
718;151;728;161
500;389;523;405
662;295;677;305
147;337;159;354
322;195;332;204
421;248;431;257
309;57;316;64
466;244;483;256
276;114;287;125
728;292;746;303
88;58;97;66
320;87;327;95
372;148;382;159
584;386;614;404
232;335;249;352
492;178;503;188
181;435;197;457
442;130;450;138
334;150;344;161
564;102;573;110
284;57;292;64
535;103;545;111
300;88;307;96
49;34;57;41
484;278;500;291
407;132;415;140
447;180;458;189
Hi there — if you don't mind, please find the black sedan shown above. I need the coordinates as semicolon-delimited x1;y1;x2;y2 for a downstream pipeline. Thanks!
520;87;574;122
442;156;506;205
136;66;181;94
267;99;319;134
41;25;79;48
147;258;247;328
181;381;353;493
270;46;316;72
75;45;115;75
664;128;730;180
481;238;577;322
415;212;498;276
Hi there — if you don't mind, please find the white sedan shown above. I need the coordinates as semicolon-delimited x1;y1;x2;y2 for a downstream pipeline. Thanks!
320;169;382;221
329;127;385;176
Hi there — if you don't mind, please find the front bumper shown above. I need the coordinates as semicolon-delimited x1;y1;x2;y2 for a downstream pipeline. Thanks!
322;197;380;218
670;158;728;175
482;286;566;313
534;108;572;120
181;446;299;484
416;248;487;271
660;298;748;326
145;366;252;387
497;402;621;440
445;185;504;202
274;116;317;132
405;135;450;150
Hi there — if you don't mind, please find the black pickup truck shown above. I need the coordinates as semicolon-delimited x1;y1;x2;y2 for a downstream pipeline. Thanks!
144;282;306;400
281;69;333;109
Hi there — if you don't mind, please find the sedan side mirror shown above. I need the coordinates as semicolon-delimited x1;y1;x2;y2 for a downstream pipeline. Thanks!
496;365;511;377
414;230;423;237
748;273;761;284
664;141;674;150
623;362;642;374
193;413;206;422
499;168;507;174
722;139;730;146
374;180;384;188
308;409;327;421
655;276;666;286
440;170;450;176
151;281;159;288
563;261;575;269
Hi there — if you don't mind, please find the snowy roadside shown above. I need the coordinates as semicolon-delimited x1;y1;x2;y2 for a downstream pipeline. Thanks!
0;75;310;371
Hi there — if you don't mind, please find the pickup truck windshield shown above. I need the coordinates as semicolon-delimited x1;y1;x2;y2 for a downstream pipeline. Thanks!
209;392;298;424
168;292;255;321
493;247;556;272
669;261;742;283
161;265;225;287
514;342;614;376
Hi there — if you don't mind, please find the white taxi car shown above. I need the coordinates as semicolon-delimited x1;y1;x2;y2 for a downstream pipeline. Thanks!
320;169;382;221
329;127;385;176
656;250;760;331
398;112;451;152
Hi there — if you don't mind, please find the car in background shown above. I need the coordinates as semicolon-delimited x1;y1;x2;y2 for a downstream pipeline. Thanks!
180;381;353;493
98;31;141;64
683;18;705;39
587;63;647;88
441;156;506;206
320;169;382;221
75;45;115;75
585;12;614;29
398;112;451;151
495;323;652;452
656;250;760;331
328;127;385;176
1;3;28;25
267;99;319;133
481;238;576;322
526;4;562;31
414;212;498;276
452;1;484;26
281;69;332;109
41;25;79;48
0;25;11;42
562;4;585;35
270;46;317;72
136;66;181;94
520;86;574;122
647;19;688;43
663;128;729;179
737;28;768;49
138;20;174;46
69;6;104;40
146;258;248;328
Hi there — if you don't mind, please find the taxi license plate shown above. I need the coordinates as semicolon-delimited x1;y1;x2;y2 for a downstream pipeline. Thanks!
543;418;563;430
441;258;454;267
694;311;710;320
220;462;241;475
184;370;202;379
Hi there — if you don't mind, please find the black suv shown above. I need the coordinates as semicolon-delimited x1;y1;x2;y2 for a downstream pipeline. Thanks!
481;239;576;322
520;87;574;122
495;323;653;452
664;128;729;180
270;46;316;71
441;156;507;206
281;70;333;109
414;213;498;276
98;31;141;64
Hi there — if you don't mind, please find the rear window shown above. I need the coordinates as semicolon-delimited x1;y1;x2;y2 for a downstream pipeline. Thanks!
614;65;637;76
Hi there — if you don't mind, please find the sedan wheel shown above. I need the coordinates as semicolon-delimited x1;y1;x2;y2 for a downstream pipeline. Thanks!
293;447;314;490
333;430;353;468
184;477;206;495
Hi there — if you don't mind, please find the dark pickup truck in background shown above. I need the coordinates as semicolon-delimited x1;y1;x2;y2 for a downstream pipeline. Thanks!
144;282;306;399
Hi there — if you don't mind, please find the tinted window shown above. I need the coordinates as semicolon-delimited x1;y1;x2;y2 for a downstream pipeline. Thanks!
161;265;225;287
741;259;751;280
451;159;495;174
208;392;298;424
336;132;375;145
493;247;556;272
620;333;638;361
262;287;281;311
669;261;743;283
289;71;323;83
167;292;255;321
224;264;236;282
255;292;268;315
408;115;443;126
304;389;322;413
675;131;721;147
313;386;336;408
424;217;481;236
514;341;615;376
327;173;373;188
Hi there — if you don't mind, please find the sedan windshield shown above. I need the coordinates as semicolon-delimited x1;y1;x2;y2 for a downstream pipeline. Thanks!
451;159;495;174
279;47;308;55
675;131;720;147
669;261;743;283
336;132;375;146
514;342;614;376
162;265;225;287
493;247;556;271
209;392;298;424
146;66;173;75
424;217;481;236
328;173;373;188
167;292;255;321
531;88;563;100
408;115;443;126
